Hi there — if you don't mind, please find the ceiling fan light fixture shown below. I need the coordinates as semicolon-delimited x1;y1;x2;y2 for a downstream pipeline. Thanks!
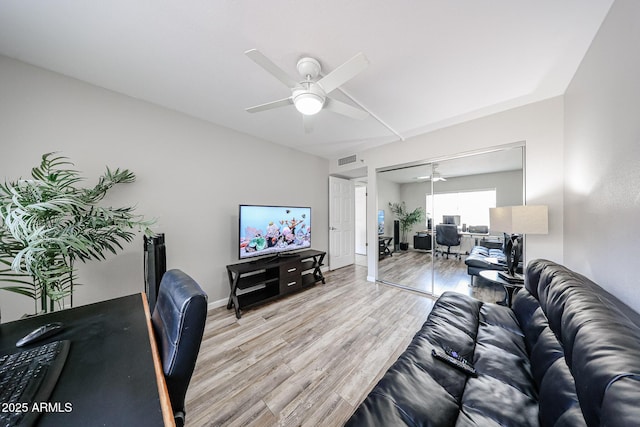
294;92;324;115
245;49;369;122
432;172;446;182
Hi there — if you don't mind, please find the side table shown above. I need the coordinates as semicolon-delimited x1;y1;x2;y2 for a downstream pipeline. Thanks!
378;236;393;260
479;270;524;308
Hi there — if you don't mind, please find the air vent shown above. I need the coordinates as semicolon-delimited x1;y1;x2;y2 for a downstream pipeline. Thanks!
338;154;357;166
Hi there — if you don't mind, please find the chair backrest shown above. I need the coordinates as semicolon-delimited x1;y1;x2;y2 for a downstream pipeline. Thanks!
151;269;208;421
436;224;460;246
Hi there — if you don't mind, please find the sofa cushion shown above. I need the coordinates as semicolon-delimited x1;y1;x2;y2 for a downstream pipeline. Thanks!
357;356;461;426
512;286;585;427
346;292;538;426
512;290;548;354
465;246;508;278
529;327;564;388
348;260;640;427
538;359;583;426
465;246;506;266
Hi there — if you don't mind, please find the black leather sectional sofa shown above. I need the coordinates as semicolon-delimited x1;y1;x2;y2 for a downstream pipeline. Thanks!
346;259;640;426
465;236;524;284
465;244;507;275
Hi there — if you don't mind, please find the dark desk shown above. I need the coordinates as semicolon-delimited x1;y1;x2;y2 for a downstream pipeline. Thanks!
459;231;490;246
0;293;173;426
413;233;432;251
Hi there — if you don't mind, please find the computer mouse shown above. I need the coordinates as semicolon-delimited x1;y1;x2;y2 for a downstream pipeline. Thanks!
16;322;64;347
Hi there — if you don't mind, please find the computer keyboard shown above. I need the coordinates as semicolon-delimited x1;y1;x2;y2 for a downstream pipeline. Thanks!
0;340;70;427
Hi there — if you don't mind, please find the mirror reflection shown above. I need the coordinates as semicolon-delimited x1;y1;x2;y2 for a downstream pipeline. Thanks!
377;146;523;303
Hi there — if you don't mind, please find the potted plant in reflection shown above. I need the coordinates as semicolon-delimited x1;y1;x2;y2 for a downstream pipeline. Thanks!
0;152;155;315
388;202;425;251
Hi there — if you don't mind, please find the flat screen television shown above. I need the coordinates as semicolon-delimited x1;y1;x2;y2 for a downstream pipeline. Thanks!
239;205;311;260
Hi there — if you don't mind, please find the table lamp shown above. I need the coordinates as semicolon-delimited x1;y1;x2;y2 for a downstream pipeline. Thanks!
489;205;548;281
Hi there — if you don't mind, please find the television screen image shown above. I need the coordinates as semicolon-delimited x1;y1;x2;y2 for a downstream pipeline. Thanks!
443;215;461;226
378;210;385;235
239;205;311;259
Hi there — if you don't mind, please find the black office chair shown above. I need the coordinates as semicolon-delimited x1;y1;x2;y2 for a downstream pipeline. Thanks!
151;269;208;427
435;224;462;259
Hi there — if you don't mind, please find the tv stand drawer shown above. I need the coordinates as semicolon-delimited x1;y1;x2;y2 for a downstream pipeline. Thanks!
280;261;302;293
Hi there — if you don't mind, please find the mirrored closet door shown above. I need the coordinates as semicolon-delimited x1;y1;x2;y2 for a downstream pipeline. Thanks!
377;146;524;300
377;163;434;294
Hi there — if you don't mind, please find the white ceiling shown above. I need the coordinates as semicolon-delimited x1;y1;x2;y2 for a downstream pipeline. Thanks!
0;1;613;159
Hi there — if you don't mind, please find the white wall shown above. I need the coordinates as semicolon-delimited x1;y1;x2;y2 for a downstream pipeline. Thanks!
376;175;401;240
0;56;329;322
331;97;564;280
424;170;523;207
398;169;524;238
564;0;640;312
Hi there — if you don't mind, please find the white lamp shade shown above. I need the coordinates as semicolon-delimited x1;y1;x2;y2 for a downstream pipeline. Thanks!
490;205;548;235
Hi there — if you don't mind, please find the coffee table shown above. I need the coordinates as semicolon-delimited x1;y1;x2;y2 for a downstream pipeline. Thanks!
479;270;524;308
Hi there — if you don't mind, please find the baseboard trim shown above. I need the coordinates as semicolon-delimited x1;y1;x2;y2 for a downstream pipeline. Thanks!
208;297;228;311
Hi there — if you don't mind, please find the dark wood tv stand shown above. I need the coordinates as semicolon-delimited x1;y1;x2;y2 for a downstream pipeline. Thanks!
226;249;326;318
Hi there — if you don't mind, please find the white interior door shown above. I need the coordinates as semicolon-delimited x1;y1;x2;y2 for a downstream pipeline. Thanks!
354;185;367;255
329;176;355;270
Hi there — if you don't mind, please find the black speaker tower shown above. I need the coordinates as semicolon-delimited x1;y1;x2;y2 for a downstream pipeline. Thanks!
393;220;400;251
144;233;166;312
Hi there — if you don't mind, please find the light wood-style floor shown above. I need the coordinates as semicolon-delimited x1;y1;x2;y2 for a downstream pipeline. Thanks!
185;265;436;427
379;249;506;303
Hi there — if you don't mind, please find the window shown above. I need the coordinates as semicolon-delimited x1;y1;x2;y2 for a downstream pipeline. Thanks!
427;189;496;227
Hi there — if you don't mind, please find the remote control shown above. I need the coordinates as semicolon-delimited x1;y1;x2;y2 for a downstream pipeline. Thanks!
432;347;477;376
16;322;64;347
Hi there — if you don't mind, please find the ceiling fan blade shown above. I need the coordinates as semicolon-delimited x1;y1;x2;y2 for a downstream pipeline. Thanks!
245;49;300;88
325;98;369;120
303;114;314;133
246;97;293;113
316;52;369;94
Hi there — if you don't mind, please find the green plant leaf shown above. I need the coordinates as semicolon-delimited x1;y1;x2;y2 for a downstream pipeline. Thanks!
0;152;156;310
0;285;36;298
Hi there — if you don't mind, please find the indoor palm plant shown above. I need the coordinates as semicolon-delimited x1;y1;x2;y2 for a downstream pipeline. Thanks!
0;152;155;314
388;202;425;250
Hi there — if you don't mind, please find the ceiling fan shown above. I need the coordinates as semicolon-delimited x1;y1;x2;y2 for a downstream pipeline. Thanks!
432;163;447;182
244;49;370;128
414;163;447;182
